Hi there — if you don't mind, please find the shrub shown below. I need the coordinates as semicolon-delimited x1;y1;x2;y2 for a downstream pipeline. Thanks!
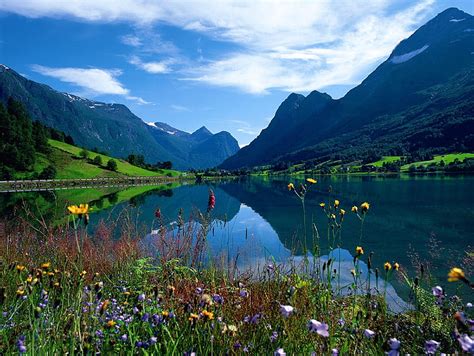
93;155;102;166
106;159;117;171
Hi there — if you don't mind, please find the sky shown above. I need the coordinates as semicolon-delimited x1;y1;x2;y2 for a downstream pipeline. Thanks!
0;0;472;146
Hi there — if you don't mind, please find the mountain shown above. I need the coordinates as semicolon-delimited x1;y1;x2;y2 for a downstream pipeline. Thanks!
146;122;240;169
221;7;474;169
0;66;239;170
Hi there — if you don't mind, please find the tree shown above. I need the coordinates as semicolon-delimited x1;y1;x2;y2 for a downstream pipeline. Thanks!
65;135;75;145
106;159;117;171
32;120;49;153
93;155;102;166
79;148;89;159
38;165;57;179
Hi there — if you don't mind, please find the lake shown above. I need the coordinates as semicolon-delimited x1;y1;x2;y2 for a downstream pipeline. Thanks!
1;174;473;306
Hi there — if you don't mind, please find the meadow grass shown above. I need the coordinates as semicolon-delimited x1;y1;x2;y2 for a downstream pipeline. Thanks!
0;182;473;354
48;139;181;178
400;153;474;171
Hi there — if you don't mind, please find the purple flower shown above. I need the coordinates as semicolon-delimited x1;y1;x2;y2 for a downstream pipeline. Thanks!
95;330;104;338
212;294;224;304
138;293;146;302
141;313;150;322
331;349;339;356
149;336;157;345
308;319;329;337
121;334;128;342
250;313;261;324
239;289;249;298
467;319;474;331
388;338;400;356
195;287;203;294
267;264;275;272
458;334;474;353
467;302;473;308
432;286;443;298
425;340;440;354
133;307;139;314
338;318;345;327
234;342;242;349
364;329;375;339
280;305;294;318
16;336;26;354
274;348;286;356
270;331;278;342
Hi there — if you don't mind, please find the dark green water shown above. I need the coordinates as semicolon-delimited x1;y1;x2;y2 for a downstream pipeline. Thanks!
1;175;473;305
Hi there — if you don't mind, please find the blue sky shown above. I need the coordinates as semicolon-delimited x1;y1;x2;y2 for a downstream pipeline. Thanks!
0;0;472;146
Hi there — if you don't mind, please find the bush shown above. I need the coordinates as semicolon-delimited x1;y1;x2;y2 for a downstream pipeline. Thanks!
106;159;118;171
79;148;89;159
93;155;102;166
38;165;57;179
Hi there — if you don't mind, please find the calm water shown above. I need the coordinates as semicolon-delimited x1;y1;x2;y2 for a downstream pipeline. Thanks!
2;175;473;305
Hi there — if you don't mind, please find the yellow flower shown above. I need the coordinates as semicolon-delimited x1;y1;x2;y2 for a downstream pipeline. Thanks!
384;262;392;271
351;206;358;213
189;313;199;322
287;183;295;191
16;265;26;272
340;209;346;216
26;276;33;283
350;269;356;277
202;310;214;320
53;282;60;288
67;203;89;215
393;263;400;271
106;320;116;328
306;178;317;184
16;288;25;296
360;202;370;213
355;246;364;255
448;267;465;282
334;200;340;208
319;203;326;208
41;262;51;269
330;213;336;220
80;270;87;278
162;311;170;317
123;291;131;296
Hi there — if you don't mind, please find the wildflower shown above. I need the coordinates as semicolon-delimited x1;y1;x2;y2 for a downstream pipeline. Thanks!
16;336;27;354
356;246;364;255
364;329;375;339
393;262;400;271
458;334;474;353
149;336;158;345
467;302;473;308
16;265;26;272
267;263;275;272
138;293;146;302
330;213;336;220
195;287;203;294
432;286;443;298
425;340;440;354
100;300;110;314
207;189;216;212
67;203;89;215
388;338;400;356
351;206;358;213
79;270;87;278
41;262;51;269
167;285;176;295
340;209;346;216
287;183;294;191
162;311;169;317
280;305;294;318
274;348;286;356
334;199;340;208
227;324;238;335
306;178;317;184
202;310;214;320
351;269;356;277
331;349;339;356
212;294;224;304
201;294;213;306
106;320;116;328
384;262;392;271
189;313;199;322
270;331;278;342
154;208;161;219
360;202;370;212
448;267;466;282
308;319;329;337
121;334;128;342
239;289;249;298
319;202;325;208
16;288;25;297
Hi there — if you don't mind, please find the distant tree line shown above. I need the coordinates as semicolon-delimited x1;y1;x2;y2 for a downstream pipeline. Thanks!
126;154;173;171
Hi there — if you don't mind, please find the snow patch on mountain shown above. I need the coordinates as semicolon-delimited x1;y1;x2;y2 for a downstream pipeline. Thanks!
0;64;9;70
449;18;465;22
391;45;429;64
146;122;157;128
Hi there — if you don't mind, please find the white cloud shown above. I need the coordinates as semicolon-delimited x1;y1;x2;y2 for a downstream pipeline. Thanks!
129;55;171;74
32;64;151;104
170;104;190;112
31;65;129;95
6;0;437;94
230;119;264;136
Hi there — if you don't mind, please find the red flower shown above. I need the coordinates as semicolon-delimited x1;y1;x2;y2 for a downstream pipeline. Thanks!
207;189;216;212
154;208;161;219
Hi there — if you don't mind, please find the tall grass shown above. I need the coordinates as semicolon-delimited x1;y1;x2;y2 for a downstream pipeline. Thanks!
0;185;472;354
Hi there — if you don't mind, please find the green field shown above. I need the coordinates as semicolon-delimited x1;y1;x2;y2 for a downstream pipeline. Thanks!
369;156;403;167
48;139;180;178
401;153;474;171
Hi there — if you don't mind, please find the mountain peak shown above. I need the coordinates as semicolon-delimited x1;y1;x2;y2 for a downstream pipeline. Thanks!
193;126;212;135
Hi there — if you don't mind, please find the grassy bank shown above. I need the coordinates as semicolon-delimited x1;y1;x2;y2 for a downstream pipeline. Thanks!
0;182;472;354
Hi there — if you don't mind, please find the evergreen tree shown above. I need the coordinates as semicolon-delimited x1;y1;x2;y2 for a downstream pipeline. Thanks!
32;120;50;153
106;159;117;171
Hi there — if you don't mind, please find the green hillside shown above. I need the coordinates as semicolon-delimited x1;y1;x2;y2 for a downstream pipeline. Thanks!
14;139;181;180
